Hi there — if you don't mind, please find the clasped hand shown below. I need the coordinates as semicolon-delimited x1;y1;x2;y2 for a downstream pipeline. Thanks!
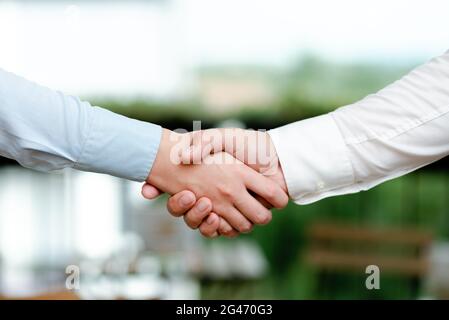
142;128;289;238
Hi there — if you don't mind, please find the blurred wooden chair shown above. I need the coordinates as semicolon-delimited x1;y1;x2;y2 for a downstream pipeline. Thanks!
305;222;433;297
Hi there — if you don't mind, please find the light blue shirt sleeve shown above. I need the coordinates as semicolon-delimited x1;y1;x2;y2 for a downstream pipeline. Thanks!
0;68;162;181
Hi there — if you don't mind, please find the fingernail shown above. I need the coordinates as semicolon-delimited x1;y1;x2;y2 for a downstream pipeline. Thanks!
241;224;252;233
197;200;210;212
207;215;217;225
179;194;194;207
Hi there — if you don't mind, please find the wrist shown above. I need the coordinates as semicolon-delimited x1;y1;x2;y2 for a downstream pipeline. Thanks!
146;129;187;192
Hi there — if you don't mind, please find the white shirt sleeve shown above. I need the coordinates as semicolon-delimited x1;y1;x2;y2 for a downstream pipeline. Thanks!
269;50;449;205
0;68;161;181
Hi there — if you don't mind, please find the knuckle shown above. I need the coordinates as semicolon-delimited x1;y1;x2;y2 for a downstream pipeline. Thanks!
279;194;289;208
218;184;235;198
264;184;277;200
196;198;212;213
272;192;288;208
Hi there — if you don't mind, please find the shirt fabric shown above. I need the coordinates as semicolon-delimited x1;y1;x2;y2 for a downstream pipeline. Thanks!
269;50;449;205
0;68;161;182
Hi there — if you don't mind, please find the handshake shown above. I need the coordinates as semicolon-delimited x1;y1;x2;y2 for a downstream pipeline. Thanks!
2;52;441;242
141;128;289;238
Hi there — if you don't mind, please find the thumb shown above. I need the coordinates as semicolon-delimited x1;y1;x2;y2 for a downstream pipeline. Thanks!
141;183;163;199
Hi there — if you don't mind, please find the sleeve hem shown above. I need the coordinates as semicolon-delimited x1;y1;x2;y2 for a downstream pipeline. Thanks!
269;114;355;205
74;107;162;182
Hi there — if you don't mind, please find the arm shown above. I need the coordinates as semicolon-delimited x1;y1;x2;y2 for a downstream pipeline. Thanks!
270;50;449;204
153;49;449;236
0;69;286;233
0;68;161;181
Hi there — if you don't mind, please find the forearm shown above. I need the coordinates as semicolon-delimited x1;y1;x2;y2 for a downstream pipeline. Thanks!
270;50;449;204
0;68;161;181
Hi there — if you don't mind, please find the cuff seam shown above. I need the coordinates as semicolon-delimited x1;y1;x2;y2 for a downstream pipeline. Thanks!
269;114;355;203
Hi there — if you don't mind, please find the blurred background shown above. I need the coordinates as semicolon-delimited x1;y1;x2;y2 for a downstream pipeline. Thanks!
1;0;449;299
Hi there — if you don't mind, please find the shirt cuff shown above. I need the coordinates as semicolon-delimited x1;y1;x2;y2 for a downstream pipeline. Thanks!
74;107;162;182
268;114;354;204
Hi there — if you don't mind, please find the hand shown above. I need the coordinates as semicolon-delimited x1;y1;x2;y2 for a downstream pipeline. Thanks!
143;128;288;237
141;188;229;238
145;129;289;235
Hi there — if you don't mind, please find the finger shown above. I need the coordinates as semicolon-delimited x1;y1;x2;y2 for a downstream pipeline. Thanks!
216;205;253;234
180;145;196;164
254;194;273;209
141;183;163;199
166;190;197;217
182;129;228;164
180;131;204;164
183;197;213;229
181;143;212;165
199;213;220;238
233;190;272;225
181;135;215;164
217;218;239;238
242;168;289;209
